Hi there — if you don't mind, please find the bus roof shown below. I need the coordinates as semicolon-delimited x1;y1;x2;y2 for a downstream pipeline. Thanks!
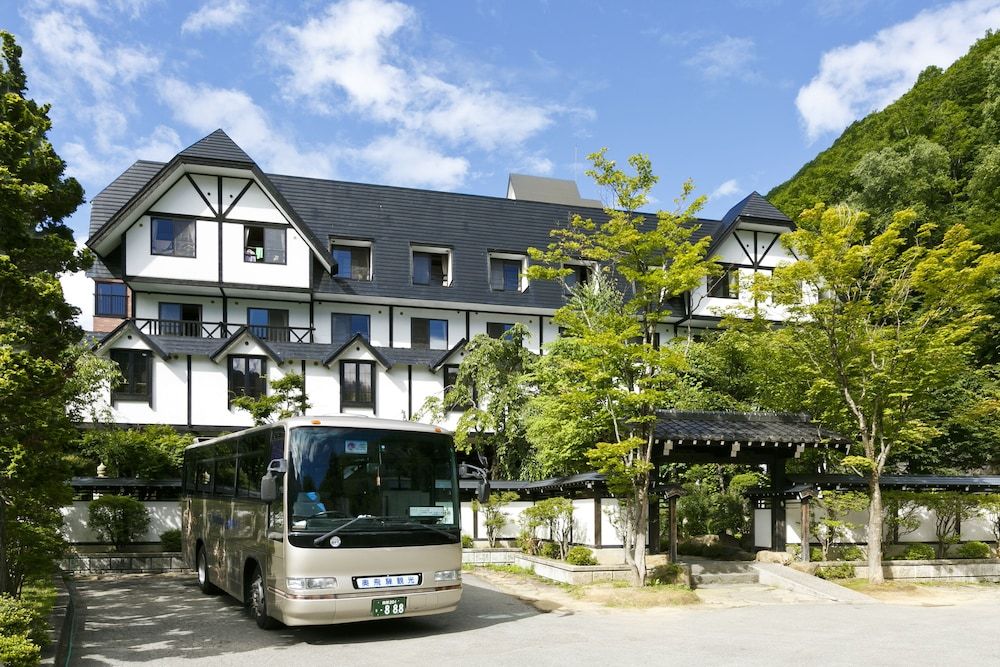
183;416;453;452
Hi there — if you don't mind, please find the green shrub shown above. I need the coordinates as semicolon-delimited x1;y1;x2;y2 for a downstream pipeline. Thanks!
0;596;37;642
0;634;40;667
899;543;936;560
159;529;182;552
539;541;561;560
648;563;685;585
837;546;866;561
957;541;992;559
809;547;824;562
461;534;474;549
815;563;855;580
516;530;539;556
565;546;598;566
87;495;150;551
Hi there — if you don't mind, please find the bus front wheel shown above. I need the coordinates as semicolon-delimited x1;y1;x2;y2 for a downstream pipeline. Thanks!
248;565;279;630
196;546;221;595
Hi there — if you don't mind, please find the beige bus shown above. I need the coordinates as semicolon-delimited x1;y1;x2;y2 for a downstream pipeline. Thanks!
181;416;463;628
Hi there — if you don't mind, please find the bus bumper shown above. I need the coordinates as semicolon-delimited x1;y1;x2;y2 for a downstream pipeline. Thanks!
272;586;462;626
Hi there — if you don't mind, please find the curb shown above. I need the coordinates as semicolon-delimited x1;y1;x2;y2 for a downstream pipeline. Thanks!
53;569;85;667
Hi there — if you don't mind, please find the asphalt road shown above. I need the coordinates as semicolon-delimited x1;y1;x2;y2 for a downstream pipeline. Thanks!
73;573;1000;666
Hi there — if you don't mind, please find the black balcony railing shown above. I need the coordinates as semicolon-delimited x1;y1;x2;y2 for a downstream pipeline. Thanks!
134;318;313;342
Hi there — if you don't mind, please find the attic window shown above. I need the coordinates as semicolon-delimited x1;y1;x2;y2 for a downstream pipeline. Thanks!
151;217;195;257
412;246;450;286
244;226;286;264
489;254;526;292
707;266;740;299
331;241;372;281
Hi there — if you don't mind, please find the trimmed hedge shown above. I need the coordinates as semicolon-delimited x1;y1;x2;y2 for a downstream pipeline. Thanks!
565;546;598;566
957;541;992;559
898;543;936;560
0;634;40;667
159;529;181;552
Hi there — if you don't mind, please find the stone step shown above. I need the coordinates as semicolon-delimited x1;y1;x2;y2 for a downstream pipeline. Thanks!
689;561;757;576
691;571;760;586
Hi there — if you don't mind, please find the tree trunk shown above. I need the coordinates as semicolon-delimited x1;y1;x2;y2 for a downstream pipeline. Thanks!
630;478;649;586
867;475;884;584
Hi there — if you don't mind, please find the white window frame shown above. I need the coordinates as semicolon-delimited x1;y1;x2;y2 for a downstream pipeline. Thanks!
488;252;528;293
410;245;452;287
330;239;373;281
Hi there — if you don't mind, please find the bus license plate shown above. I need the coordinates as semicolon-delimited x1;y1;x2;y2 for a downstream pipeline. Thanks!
371;597;407;617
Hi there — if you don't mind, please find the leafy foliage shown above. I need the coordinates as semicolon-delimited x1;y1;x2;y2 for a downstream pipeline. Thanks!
520;497;574;559
526;149;717;585
231;372;309;426
956;541;991;559
919;492;980;558
0;31;90;596
159;529;181;552
419;326;536;479
565;545;598;566
813;492;868;561
80;425;194;478
898;543;936;561
471;491;519;548
87;495;150;551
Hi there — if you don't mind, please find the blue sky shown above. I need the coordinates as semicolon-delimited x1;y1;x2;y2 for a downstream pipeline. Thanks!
7;0;1000;323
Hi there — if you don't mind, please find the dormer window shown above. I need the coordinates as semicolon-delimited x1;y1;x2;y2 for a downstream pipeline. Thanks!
707;266;740;299
151;217;195;257
244;225;286;264
412;246;451;286
331;241;372;281
489;254;526;292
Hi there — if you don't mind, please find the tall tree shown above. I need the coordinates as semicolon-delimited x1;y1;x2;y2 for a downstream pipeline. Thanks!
762;204;1000;583
526;150;716;585
0;32;87;594
418;325;536;479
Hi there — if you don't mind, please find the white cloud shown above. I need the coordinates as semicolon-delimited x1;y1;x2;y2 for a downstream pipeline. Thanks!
158;79;337;179
181;0;251;33
685;36;758;82
711;179;741;199
268;0;568;172
796;0;1000;141
351;134;469;190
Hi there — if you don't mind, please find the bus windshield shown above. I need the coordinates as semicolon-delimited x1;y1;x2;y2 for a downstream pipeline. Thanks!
288;426;459;535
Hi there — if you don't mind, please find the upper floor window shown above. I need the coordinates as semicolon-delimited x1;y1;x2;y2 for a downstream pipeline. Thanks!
340;360;375;410
331;242;372;281
229;355;267;402
707;267;740;299
110;349;152;403
442;364;472;411
412;247;450;286
95;282;127;317
486;322;514;339
489;254;526;292
151;217;195;257
332;313;370;344
159;302;202;337
248;308;289;342
564;263;592;290
411;318;448;350
244;225;286;264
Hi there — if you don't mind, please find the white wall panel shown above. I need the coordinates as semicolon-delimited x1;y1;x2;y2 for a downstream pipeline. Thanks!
125;216;218;283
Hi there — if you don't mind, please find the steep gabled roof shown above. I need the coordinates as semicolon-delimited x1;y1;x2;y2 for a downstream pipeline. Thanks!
209;326;284;364
177;129;254;165
323;333;392;368
93;320;167;359
720;191;793;228
430;338;467;371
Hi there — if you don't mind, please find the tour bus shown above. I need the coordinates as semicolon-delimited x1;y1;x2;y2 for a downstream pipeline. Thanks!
181;416;463;628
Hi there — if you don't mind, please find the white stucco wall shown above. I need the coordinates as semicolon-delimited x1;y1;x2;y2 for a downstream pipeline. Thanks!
61;500;181;543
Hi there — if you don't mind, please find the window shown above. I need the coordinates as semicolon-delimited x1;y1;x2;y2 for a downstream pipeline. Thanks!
151;217;195;257
110;349;152;402
412;249;449;286
489;256;523;292
247;308;289;342
486;322;514;339
95;282;127;317
159;302;202;337
340;360;375;410
564;264;591;289
707;267;740;299
229;355;267;402
411;318;448;350
331;243;371;280
244;226;286;264
332;313;371;344
442;364;472;411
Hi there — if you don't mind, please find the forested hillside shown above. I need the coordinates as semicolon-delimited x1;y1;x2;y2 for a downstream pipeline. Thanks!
769;31;1000;254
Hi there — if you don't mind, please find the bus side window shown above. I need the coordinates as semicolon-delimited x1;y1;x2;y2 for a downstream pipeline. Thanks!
196;454;214;495
270;427;285;460
183;451;196;492
238;433;266;499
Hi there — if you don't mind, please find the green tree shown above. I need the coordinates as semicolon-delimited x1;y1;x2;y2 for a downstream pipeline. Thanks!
813;491;868;561
79;425;194;478
526;149;717;585
761;204;1000;582
471;491;519;548
418;326;536;479
231;372;309;425
0;32;88;595
919;492;980;558
520;497;574;559
976;494;1000;556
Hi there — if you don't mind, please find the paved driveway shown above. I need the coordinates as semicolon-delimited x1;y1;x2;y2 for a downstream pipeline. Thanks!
74;573;1000;666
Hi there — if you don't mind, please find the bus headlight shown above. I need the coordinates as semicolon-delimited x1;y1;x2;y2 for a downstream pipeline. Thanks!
433;569;461;582
286;577;338;591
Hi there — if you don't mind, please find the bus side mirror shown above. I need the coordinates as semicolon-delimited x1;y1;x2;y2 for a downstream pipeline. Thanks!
476;480;491;504
261;475;278;503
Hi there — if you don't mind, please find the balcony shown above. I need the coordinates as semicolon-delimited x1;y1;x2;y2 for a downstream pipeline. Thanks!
135;319;314;343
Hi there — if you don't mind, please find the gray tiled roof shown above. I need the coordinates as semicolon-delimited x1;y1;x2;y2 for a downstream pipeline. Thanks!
177;129;254;165
720;191;793;228
653;410;849;444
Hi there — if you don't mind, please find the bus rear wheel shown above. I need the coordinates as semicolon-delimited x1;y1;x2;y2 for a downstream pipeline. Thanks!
248;565;279;630
196;546;221;595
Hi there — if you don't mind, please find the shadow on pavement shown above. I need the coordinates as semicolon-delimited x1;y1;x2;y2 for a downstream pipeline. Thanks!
75;573;539;665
